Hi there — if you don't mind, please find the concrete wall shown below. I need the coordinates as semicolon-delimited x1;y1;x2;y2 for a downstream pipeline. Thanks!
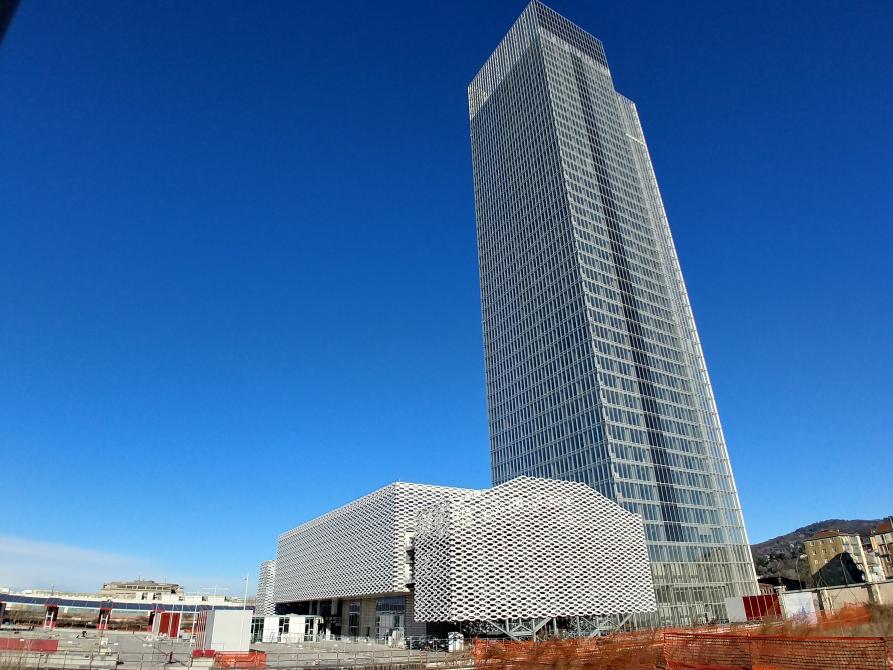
724;580;893;619
809;579;893;612
360;598;376;638
823;586;870;608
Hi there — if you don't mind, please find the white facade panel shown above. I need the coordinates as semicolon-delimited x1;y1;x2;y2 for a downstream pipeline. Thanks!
414;477;656;621
781;592;816;622
724;596;747;623
199;610;251;652
260;616;280;643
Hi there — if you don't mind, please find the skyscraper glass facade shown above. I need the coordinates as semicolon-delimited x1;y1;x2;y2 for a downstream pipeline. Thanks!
469;1;757;625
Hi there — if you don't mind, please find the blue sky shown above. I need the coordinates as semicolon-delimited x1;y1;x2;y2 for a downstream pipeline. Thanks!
1;0;891;594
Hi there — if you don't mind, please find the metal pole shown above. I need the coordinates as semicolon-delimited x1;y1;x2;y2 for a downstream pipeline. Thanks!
238;574;249;650
191;602;198;641
796;554;807;590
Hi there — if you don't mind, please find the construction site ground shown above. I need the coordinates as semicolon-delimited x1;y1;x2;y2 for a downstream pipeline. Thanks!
2;604;892;669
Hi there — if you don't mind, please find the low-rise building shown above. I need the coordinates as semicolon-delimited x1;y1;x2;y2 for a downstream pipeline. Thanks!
101;580;184;600
868;519;893;579
272;477;656;640
804;530;870;586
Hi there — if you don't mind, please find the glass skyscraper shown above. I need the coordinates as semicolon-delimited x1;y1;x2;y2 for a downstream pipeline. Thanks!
469;1;757;625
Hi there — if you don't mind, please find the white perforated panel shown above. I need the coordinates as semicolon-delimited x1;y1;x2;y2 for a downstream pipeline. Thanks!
255;560;277;616
274;483;468;604
413;477;656;621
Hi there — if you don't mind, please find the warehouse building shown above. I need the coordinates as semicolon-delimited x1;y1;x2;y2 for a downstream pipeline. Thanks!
271;477;655;640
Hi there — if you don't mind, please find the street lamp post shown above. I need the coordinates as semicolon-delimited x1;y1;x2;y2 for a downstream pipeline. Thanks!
795;554;807;590
238;575;249;650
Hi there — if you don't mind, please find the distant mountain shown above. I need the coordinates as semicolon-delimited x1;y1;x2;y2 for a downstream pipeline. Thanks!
752;519;882;556
750;518;884;584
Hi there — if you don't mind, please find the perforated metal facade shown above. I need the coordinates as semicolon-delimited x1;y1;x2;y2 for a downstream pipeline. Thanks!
274;483;467;604
414;477;655;622
469;1;757;624
255;560;276;616
273;477;654;625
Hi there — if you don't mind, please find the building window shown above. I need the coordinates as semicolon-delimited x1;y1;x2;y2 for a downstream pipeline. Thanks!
375;597;405;640
251;618;263;643
348;601;360;638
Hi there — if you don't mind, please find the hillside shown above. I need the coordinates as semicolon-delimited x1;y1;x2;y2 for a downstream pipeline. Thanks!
750;518;883;583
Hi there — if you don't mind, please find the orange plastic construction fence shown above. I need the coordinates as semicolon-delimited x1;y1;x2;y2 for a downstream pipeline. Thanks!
474;634;663;670
213;652;267;669
814;604;873;631
663;631;889;670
